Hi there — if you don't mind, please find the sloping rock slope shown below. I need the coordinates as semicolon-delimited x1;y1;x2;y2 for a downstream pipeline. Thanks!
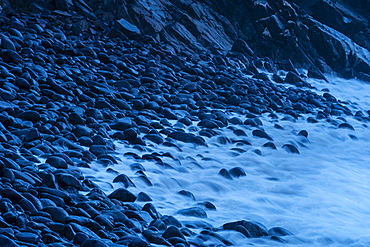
3;0;370;78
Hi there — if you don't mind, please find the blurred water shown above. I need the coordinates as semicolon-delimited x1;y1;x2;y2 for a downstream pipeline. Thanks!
81;76;370;246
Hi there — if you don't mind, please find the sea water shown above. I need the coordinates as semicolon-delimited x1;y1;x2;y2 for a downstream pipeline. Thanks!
80;75;370;246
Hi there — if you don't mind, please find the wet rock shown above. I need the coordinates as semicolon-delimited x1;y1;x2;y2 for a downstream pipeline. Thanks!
198;120;219;129
235;225;252;238
339;123;354;130
112;118;135;131
143;229;171;246
19;198;37;214
143;203;161;219
144;133;164;144
55;173;82;190
0;235;19;247
229;167;246;178
108;188;136;202
282;144;300;154
163;226;185;240
223;220;268;238
284;71;303;85
43;206;69;223
15;232;39;243
177;207;207;218
263;142;277;149
1;188;24;203
1;50;22;63
252;130;273;140
219;168;233;179
117;236;149;247
137;192;152;202
81;239;109;247
298;130;308;138
178;190;196;200
161;215;182;227
268;226;293;236
89;145;108;156
46;156;68;169
113;174;135;188
233;129;247;136
18;110;40;121
168;131;207;146
244;118;262;127
198;230;232;246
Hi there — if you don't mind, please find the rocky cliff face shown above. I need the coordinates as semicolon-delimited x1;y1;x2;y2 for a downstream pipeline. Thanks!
3;0;370;79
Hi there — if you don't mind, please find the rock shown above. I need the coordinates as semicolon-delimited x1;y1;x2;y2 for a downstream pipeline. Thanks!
72;125;94;138
162;226;185;240
113;174;135;188
198;120;219;129
223;220;268;238
137;192;152;202
46;156;68;169
143;230;171;246
268;226;293;236
231;38;254;56
15;78;30;89
284;71;303;85
235;225;252;238
168;131;207;146
339;123;354;130
298;130;308;138
18;110;40;121
116;18;141;36
252;130;273;140
117;236;150;247
123;128;138;142
1;188;24;203
55;173;82;190
263;142;277;149
15;232;39;243
229;167;246;178
219;168;233;179
161;215;182;227
178;190;196;200
89;145;108;156
177;207;207;218
112;118;135;131
81;239;109;247
108;188;136;202
0;235;19;247
143;203;161;219
308;68;328;81
19;198;37;214
43;206;69;223
200;230;233;246
282;144;300;154
1;50;22;63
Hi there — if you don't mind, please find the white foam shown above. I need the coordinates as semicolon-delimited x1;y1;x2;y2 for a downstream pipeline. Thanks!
84;76;370;246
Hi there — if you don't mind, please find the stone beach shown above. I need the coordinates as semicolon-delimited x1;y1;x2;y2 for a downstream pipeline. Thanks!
0;0;369;246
